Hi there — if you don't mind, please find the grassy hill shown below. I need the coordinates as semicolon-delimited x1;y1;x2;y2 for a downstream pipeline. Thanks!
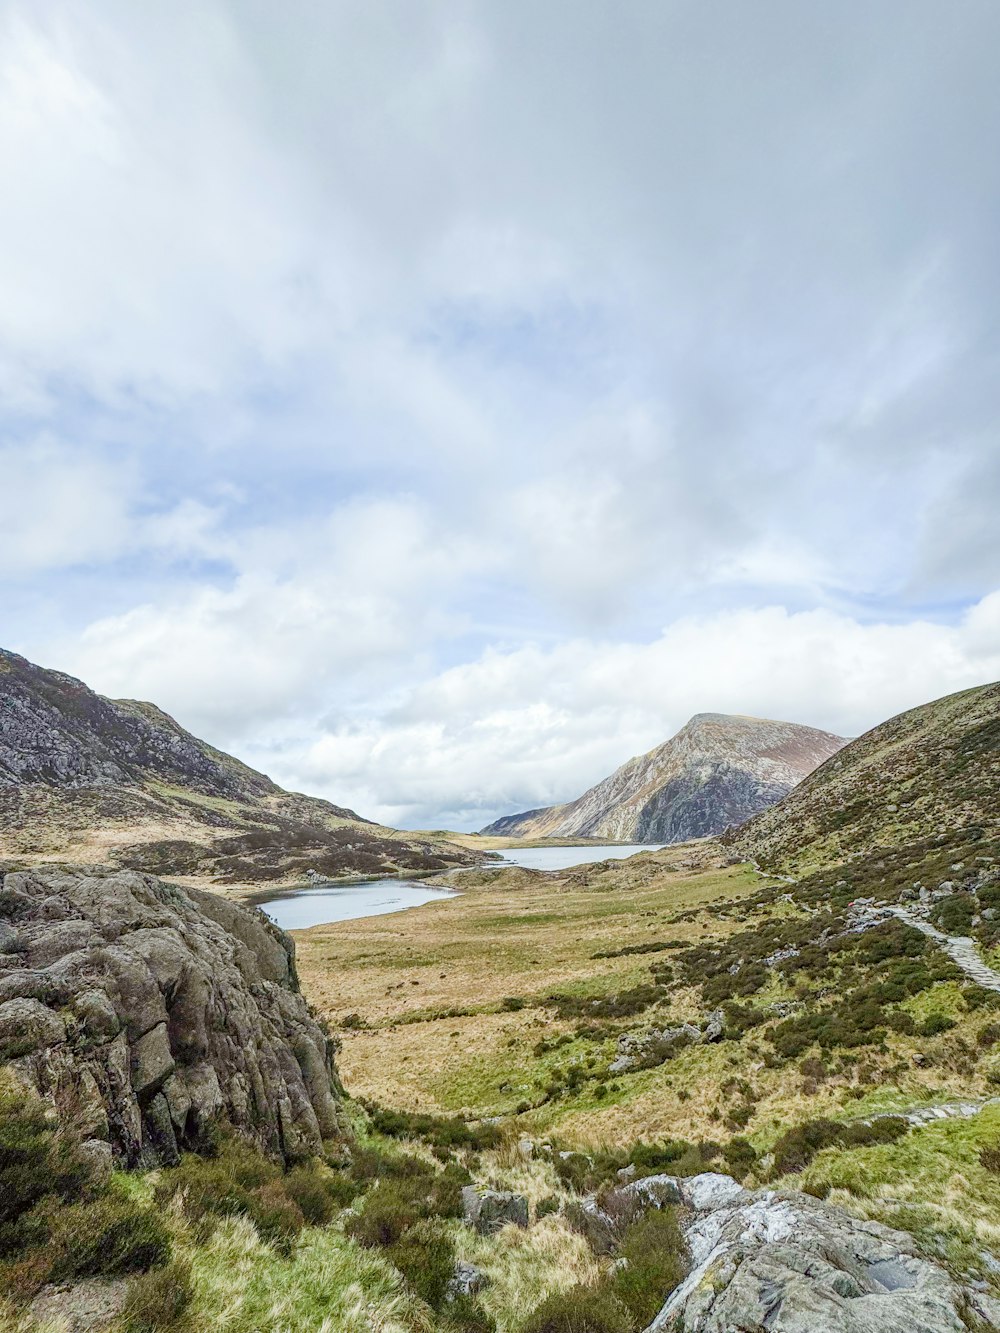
726;681;1000;875
0;648;479;891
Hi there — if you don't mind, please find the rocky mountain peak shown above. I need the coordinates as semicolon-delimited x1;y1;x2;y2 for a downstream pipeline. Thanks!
482;712;847;843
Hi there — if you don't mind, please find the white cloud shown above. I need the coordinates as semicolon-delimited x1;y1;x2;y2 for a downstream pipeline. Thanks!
4;2;1000;827
1;439;136;573
253;596;1000;829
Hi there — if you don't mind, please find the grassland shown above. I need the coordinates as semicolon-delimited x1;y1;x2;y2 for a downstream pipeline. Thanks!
295;834;1000;1299
297;847;995;1142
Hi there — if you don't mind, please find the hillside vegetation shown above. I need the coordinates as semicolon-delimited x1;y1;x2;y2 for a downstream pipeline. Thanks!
728;680;1000;874
4;677;1000;1332
0;649;479;891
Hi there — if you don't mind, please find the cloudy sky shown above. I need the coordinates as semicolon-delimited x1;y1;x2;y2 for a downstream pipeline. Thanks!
4;1;1000;829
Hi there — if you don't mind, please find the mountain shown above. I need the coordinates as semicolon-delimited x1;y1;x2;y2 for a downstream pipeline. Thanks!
726;680;1000;874
0;648;478;889
481;712;847;842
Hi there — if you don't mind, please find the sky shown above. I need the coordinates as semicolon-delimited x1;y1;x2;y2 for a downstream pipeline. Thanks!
3;1;1000;830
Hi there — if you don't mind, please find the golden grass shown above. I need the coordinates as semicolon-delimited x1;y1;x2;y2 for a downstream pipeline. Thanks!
296;851;1000;1148
456;1215;601;1333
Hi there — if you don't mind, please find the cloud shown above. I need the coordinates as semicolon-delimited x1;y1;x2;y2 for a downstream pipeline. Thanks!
254;596;1000;829
4;2;1000;825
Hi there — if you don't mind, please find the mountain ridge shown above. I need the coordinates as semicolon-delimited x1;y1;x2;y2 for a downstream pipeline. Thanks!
0;647;478;890
482;711;848;842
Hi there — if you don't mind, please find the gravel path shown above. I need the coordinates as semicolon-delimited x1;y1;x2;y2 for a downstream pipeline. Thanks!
888;906;1000;992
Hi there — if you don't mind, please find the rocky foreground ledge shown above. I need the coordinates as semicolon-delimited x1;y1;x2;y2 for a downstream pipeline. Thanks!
580;1171;1000;1332
0;864;347;1164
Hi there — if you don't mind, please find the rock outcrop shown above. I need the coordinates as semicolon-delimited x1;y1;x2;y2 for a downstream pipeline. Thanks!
0;647;479;888
461;1185;529;1235
609;1011;724;1074
0;864;349;1165
575;1171;997;1330
594;1171;996;1333
483;713;846;844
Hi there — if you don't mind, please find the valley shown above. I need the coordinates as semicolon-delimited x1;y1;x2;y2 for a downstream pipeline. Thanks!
3;677;1000;1333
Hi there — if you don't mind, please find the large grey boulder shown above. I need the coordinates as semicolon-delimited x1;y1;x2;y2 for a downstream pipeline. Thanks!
0;865;347;1164
642;1173;983;1333
462;1185;529;1235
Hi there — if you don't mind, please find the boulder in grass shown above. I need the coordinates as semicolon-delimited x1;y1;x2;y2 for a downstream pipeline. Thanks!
462;1185;529;1234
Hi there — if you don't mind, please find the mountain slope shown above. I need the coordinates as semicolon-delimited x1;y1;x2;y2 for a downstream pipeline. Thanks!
726;680;1000;873
482;713;847;842
0;648;478;889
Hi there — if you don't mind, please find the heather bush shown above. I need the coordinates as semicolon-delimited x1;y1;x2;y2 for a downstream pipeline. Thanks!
386;1218;456;1309
520;1282;632;1333
611;1207;687;1326
120;1259;194;1332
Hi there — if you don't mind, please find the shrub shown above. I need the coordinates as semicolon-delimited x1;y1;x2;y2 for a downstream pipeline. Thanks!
363;1102;501;1152
345;1158;467;1249
979;1143;1000;1173
283;1164;338;1225
702;963;767;1005
536;1195;561;1220
501;996;527;1011
43;1194;172;1279
920;1013;956;1037
0;1086;171;1298
0;1090;95;1257
520;1282;633;1333
721;1137;758;1181
387;1218;456;1309
771;1116;909;1175
933;893;976;936
886;1011;916;1034
611;1207;687;1326
545;984;663;1021
345;1179;423;1248
443;1294;498;1333
120;1259;194;1332
155;1137;308;1251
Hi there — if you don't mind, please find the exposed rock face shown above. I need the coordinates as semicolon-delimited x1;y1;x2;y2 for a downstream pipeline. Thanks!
616;1173;986;1333
482;714;846;844
608;1011;725;1074
0;864;348;1164
727;680;1000;875
461;1185;529;1234
0;647;478;887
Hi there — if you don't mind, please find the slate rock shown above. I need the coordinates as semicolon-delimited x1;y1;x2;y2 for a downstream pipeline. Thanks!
447;1260;489;1300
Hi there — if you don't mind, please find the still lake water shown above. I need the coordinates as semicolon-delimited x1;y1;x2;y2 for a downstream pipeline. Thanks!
257;843;661;931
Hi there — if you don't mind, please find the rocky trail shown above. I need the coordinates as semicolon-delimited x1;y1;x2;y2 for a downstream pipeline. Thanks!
888;905;1000;992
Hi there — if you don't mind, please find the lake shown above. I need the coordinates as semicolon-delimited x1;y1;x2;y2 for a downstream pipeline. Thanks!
257;842;662;931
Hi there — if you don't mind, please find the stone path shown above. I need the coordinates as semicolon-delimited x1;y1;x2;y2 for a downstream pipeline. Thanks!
888;906;1000;992
869;1097;1000;1129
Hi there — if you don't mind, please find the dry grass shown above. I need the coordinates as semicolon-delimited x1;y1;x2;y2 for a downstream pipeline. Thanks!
456;1215;601;1333
296;855;765;1132
297;849;1000;1147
